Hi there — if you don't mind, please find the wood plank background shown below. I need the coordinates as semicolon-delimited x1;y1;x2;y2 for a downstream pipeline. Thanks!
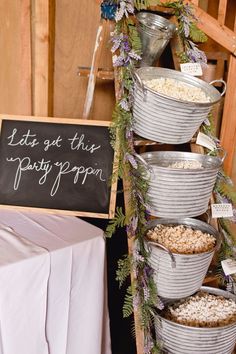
0;0;31;115
53;0;115;120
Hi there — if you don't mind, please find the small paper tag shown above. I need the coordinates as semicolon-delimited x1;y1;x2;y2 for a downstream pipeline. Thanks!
196;132;216;151
211;203;233;218
221;259;236;276
180;62;203;76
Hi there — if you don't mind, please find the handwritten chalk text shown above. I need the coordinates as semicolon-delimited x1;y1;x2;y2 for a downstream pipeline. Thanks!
6;156;106;197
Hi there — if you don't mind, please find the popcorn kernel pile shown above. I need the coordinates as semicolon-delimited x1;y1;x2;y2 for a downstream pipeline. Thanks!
163;292;236;327
167;160;203;169
144;77;211;103
147;224;216;254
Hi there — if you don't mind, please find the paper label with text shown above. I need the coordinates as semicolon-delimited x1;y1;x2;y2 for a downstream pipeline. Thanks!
180;62;203;76
196;132;216;151
211;203;233;218
221;259;236;276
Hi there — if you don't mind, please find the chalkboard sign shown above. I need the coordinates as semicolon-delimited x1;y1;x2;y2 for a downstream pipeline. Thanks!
0;115;118;218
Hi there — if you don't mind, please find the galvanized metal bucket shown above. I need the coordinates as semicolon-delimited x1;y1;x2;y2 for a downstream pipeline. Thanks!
138;151;224;218
133;67;226;144
155;287;236;354
136;13;176;67
145;218;221;300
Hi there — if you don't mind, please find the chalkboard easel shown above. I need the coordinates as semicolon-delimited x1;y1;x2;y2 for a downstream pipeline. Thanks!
0;114;118;219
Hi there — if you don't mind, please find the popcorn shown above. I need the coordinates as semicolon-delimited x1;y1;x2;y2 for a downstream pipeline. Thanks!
143;77;211;103
163;292;236;327
147;225;215;254
168;160;203;169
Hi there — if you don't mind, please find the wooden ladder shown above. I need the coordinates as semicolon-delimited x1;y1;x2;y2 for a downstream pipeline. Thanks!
79;5;236;352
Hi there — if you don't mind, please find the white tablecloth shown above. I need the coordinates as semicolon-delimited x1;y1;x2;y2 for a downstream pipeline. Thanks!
0;210;111;354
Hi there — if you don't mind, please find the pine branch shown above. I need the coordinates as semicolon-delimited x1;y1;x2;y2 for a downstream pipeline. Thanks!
134;0;150;11
105;206;127;238
123;285;134;318
189;23;208;43
116;255;132;287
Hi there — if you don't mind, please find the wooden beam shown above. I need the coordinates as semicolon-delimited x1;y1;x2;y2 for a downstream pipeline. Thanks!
189;2;236;55
220;55;236;175
31;0;50;116
218;0;227;26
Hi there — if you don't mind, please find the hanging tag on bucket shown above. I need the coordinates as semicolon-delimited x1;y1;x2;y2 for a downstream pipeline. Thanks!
180;62;203;76
211;203;233;218
196;132;216;151
221;259;236;276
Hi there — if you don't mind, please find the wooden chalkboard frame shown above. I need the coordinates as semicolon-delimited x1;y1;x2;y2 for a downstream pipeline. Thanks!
0;114;118;219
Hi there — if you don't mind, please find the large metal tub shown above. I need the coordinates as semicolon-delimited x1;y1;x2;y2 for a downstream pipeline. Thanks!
139;151;223;218
145;218;221;300
155;287;236;354
133;67;226;144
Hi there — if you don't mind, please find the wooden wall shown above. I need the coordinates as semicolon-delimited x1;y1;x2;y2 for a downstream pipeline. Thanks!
0;0;31;115
0;0;114;120
53;0;115;120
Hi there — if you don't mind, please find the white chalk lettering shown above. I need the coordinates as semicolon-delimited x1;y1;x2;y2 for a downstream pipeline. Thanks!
7;129;39;148
68;133;101;153
43;136;62;151
6;156;106;197
6;156;52;190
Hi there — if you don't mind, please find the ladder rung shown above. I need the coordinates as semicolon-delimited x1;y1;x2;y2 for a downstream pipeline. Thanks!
77;67;114;80
147;4;175;14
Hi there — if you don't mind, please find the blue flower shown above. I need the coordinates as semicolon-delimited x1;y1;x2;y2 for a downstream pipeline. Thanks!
101;3;118;20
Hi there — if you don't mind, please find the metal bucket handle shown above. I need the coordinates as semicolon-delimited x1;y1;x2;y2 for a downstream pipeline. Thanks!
207;147;227;162
209;79;227;96
148;241;176;269
133;71;148;101
215;147;227;162
133;152;154;177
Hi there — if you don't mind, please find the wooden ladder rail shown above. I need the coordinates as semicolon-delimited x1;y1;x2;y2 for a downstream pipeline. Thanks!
78;19;145;354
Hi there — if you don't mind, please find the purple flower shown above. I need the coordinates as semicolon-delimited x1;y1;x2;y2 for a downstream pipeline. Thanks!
144;334;154;354
126;216;138;237
144;265;154;278
143;286;150;302
129;50;142;61
184;3;198;21
125;152;138;169
215;191;230;205
133;245;145;263
111;36;122;53
119;97;130;111
187;40;208;65
156;296;165;310
230;206;236;223
180;14;190;37
126;127;133;140
115;0;134;22
112;54;124;67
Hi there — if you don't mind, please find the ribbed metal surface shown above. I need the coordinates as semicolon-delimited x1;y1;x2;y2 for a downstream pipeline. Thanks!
155;287;236;354
133;67;223;144
140;151;222;218
145;218;221;300
136;13;176;67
